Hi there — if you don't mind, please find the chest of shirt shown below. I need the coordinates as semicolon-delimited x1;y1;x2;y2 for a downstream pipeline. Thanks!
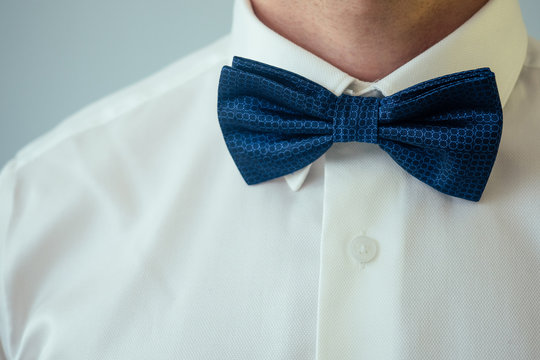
5;71;540;359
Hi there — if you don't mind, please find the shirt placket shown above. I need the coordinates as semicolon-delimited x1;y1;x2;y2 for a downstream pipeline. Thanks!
315;139;407;360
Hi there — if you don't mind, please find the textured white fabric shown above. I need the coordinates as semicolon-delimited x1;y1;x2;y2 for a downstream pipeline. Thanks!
1;0;540;359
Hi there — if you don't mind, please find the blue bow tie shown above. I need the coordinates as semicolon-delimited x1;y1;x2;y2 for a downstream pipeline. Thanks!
217;56;503;201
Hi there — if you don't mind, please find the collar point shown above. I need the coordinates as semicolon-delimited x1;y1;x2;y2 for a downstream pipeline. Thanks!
284;165;312;191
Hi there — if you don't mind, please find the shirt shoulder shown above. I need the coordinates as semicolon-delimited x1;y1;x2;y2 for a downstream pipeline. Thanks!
0;33;231;241
0;35;232;357
0;34;230;243
5;35;230;173
0;31;231;284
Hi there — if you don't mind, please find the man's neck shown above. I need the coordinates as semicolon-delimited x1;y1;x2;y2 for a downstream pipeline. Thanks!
250;0;489;82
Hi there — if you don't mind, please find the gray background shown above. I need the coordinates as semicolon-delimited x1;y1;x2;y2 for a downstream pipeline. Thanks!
1;0;539;168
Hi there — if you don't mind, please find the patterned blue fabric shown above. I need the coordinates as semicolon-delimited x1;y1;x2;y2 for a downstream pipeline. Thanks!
217;56;503;201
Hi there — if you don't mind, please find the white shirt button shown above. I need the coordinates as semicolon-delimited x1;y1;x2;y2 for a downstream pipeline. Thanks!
349;236;378;263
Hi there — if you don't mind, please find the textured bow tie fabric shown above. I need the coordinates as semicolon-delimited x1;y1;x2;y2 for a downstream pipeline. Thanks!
217;56;503;201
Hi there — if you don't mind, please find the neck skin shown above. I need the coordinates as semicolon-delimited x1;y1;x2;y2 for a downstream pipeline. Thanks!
250;0;489;82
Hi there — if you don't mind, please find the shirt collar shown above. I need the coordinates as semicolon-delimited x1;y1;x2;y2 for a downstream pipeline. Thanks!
228;0;528;191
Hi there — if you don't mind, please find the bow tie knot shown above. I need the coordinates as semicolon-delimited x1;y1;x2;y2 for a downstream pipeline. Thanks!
333;96;379;143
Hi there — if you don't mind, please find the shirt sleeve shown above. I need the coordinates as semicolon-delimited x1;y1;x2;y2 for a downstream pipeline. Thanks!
0;160;16;360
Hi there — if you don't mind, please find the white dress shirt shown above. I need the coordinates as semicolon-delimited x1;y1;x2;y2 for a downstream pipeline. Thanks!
1;0;539;359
